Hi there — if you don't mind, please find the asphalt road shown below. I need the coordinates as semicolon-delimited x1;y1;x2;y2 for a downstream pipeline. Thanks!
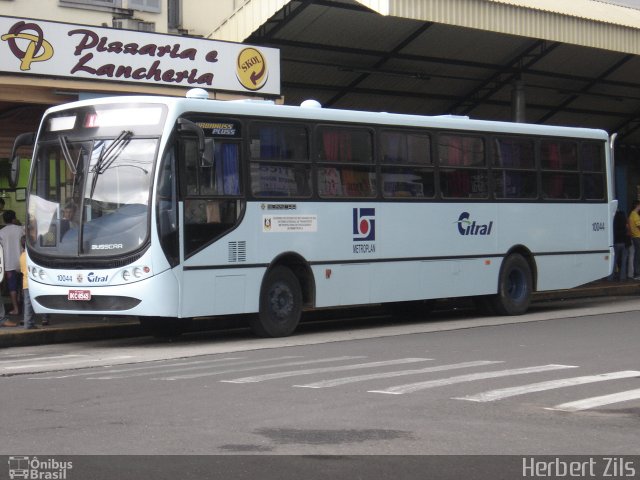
1;297;640;479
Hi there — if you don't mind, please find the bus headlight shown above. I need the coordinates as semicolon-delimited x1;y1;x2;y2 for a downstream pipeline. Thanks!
120;265;151;283
30;266;46;281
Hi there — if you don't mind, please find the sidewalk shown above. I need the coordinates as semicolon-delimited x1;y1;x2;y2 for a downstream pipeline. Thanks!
0;279;638;348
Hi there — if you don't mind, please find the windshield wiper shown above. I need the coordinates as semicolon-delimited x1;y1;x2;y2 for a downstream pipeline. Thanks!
91;130;132;174
89;130;132;198
58;135;77;175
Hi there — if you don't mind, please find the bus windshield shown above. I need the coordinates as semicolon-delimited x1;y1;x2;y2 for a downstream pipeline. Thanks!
27;103;166;260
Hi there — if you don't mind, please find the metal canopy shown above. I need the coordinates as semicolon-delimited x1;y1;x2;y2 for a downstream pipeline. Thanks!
218;0;640;145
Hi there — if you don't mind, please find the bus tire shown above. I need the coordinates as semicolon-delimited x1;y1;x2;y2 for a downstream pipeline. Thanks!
490;254;532;316
252;266;302;337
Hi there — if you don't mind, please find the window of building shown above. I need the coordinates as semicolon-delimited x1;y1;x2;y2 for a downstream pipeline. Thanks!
168;0;181;29
129;0;161;13
60;0;122;8
113;19;156;31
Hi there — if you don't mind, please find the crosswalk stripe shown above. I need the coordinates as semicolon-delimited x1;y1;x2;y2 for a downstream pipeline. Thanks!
30;357;250;379
368;364;579;395
2;355;135;374
549;388;640;412
455;371;640;402
294;360;503;389
90;356;365;380
220;358;432;384
1;354;85;365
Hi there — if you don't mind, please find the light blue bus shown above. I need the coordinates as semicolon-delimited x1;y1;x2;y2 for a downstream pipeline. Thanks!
13;89;614;337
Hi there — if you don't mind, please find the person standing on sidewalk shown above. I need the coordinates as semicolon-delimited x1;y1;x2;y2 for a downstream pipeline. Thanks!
0;210;24;315
0;301;17;327
19;236;36;329
0;198;5;226
0;211;17;328
610;209;630;281
628;202;640;279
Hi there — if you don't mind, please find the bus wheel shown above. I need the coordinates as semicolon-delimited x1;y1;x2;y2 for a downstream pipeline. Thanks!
491;254;532;315
139;316;191;338
252;266;302;337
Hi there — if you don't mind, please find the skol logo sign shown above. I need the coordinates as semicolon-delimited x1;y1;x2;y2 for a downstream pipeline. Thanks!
236;47;268;91
1;21;54;71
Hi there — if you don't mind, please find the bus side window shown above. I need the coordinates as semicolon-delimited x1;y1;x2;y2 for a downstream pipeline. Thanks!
541;140;579;200
438;134;487;199
581;142;605;200
380;130;434;198
249;123;310;197
317;126;375;198
181;137;243;256
492;137;537;199
183;139;241;197
157;146;179;266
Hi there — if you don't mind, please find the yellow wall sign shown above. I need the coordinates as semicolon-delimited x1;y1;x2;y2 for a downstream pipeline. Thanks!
236;47;268;91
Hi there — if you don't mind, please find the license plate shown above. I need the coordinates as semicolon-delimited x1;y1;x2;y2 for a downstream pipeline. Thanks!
68;290;91;301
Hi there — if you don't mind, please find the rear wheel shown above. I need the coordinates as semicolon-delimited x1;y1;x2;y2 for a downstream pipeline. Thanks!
251;266;302;337
490;254;532;315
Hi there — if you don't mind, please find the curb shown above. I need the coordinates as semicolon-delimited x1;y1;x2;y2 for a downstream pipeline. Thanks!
0;283;637;348
532;283;639;301
0;323;144;348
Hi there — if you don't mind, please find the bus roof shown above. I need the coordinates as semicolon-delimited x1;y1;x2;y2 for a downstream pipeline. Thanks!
45;93;609;141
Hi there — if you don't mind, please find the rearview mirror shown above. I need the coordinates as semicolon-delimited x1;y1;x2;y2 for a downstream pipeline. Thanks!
177;118;215;167
9;131;35;188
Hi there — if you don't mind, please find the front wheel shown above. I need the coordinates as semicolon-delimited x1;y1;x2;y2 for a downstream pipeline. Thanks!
490;254;533;316
251;266;302;337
